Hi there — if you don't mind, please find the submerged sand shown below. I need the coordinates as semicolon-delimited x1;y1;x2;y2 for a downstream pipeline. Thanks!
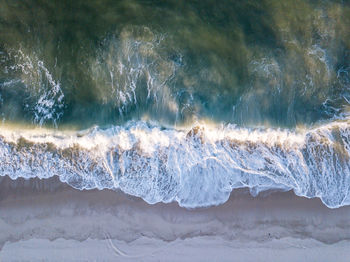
0;176;350;261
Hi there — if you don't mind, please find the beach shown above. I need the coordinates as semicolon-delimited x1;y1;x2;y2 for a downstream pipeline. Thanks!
1;176;349;261
1;1;350;260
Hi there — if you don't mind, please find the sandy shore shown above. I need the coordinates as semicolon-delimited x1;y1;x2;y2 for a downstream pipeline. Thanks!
0;176;350;261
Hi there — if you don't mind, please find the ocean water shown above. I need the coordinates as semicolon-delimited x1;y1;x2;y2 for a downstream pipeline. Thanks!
1;0;350;208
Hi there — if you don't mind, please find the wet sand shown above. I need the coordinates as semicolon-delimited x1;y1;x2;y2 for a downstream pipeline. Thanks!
0;176;350;261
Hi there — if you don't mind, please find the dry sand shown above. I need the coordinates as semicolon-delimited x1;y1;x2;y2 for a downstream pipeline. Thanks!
0;176;350;261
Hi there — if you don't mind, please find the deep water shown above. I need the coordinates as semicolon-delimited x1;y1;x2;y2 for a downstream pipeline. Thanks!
1;0;349;128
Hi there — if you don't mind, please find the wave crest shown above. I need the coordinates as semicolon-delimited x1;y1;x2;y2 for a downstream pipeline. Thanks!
1;120;350;208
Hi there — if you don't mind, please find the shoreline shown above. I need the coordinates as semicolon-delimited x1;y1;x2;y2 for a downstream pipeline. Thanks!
1;176;350;261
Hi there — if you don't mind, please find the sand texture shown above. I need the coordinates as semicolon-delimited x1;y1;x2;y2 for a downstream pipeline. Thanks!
0;177;350;261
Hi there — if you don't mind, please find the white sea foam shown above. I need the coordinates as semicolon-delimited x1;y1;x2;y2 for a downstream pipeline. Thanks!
0;120;350;208
5;49;65;126
89;26;180;117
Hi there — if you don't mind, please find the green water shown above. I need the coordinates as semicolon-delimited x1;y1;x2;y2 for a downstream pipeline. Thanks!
1;0;350;128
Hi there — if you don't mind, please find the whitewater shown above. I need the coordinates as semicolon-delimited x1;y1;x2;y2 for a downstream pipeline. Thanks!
1;0;350;209
1;119;350;208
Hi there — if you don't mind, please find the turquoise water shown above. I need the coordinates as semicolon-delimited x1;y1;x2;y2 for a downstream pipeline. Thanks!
1;0;350;208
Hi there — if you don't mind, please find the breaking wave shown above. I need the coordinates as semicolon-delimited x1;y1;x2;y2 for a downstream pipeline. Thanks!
1;120;350;208
1;0;350;209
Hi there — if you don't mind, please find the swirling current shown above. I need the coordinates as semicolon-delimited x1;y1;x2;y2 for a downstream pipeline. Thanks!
1;0;350;208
